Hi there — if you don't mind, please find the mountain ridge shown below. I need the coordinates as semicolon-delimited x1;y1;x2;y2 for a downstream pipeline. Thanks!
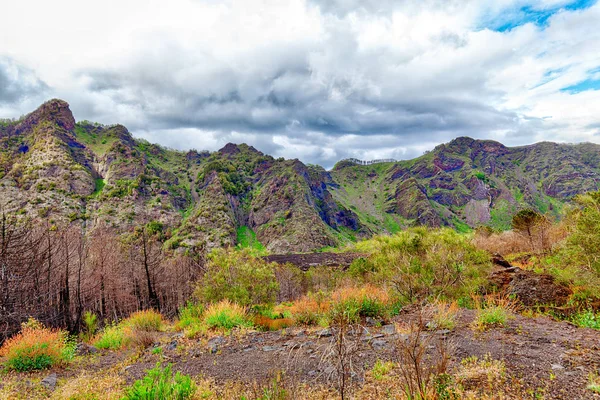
1;99;599;252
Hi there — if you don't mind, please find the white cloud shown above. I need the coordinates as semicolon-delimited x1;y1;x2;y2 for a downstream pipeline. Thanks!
0;0;599;167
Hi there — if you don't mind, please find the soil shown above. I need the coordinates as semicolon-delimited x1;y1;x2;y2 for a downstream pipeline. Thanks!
110;309;600;399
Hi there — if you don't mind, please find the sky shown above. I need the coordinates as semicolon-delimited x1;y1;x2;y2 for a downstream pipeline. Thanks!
1;0;600;168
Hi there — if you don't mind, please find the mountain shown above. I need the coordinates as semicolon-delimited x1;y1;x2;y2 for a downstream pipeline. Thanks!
1;99;599;252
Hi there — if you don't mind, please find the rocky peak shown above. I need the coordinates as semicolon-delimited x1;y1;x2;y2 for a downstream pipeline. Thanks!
218;143;241;155
16;99;75;134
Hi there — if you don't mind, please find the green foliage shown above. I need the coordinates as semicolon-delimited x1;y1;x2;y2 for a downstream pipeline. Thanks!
91;178;105;197
236;225;267;255
122;363;196;400
350;228;491;304
94;325;125;350
567;192;600;274
572;310;600;330
474;306;509;329
203;300;251;330
195;249;279;306
1;319;74;372
371;360;395;381
82;311;98;342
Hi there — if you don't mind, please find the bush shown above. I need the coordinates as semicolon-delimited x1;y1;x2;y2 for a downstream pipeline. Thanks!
0;318;74;372
195;249;279;306
122;363;196;400
288;293;330;325
175;302;206;338
572;310;600;330
203;300;251;330
82;311;98;342
94;325;125;350
123;310;164;332
472;296;514;331
350;228;491;304
330;285;390;320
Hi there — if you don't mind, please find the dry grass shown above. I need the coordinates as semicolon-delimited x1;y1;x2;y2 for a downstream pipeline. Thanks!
455;354;506;396
288;296;331;325
428;300;460;331
0;320;71;372
471;295;517;332
473;222;570;256
253;316;295;331
50;371;126;400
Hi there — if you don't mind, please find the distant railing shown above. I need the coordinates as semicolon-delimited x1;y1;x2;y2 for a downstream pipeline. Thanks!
341;158;397;166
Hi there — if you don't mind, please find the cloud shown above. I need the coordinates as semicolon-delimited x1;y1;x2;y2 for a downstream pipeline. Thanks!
0;0;600;167
0;57;49;106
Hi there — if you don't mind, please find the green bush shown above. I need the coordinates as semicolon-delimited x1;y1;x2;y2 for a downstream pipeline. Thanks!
350;228;491;304
122;363;196;400
195;249;279;306
82;311;98;342
203;300;251;330
572;310;600;330
0;318;75;372
94;325;125;350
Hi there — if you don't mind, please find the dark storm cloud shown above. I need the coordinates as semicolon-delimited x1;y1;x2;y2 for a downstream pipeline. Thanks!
0;57;49;105
78;35;520;155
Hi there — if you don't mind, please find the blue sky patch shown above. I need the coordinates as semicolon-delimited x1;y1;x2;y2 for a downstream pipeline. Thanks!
482;0;597;32
561;78;600;94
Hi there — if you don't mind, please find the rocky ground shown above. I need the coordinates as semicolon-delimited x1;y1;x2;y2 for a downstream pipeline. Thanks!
4;307;598;399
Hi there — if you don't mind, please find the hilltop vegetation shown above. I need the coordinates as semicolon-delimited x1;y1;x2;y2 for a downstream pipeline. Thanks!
2;100;600;254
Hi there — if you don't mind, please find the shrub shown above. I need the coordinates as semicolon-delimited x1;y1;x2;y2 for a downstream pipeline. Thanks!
82;311;98;342
572;310;600;330
0;318;74;372
122;363;196;400
350;228;491;304
203;300;250;330
331;285;390;320
288;293;331;325
176;302;204;330
195;249;279;306
472;296;514;331
94;325;125;350
122;310;164;332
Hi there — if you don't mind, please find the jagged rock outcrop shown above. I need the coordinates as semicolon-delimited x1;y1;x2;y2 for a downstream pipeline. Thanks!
2;101;600;251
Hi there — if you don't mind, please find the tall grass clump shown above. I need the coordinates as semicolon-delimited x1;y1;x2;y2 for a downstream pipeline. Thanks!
472;295;515;331
94;324;125;350
330;285;390;321
94;310;164;350
203;300;250;330
122;310;164;332
0;318;74;371
288;292;331;325
122;363;196;400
